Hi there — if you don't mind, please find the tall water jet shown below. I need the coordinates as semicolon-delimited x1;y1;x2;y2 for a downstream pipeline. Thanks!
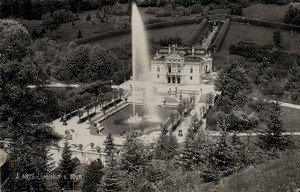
130;1;161;123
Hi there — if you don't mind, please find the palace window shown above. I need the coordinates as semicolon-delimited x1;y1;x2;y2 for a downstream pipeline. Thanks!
157;75;160;78
157;66;160;72
190;67;193;74
190;76;193;80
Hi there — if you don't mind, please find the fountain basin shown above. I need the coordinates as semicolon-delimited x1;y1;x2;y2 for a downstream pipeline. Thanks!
99;104;173;136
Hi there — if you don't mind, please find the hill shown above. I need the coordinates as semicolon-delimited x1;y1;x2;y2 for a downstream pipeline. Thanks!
204;150;300;192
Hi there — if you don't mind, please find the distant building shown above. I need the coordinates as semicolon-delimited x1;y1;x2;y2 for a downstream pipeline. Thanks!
151;45;212;85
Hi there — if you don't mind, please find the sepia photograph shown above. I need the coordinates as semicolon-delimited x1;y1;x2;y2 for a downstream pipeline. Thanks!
0;0;300;191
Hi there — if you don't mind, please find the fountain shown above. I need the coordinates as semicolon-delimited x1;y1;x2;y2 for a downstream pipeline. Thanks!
128;1;161;124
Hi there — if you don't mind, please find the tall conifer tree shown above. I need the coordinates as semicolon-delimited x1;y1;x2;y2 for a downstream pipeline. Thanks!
57;142;77;190
82;158;104;192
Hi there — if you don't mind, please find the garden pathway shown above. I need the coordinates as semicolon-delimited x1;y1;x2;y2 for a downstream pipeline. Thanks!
207;131;300;137
253;97;300;110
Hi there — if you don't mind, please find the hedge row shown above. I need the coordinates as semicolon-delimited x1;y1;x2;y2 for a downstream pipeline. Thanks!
170;118;182;132
73;18;203;45
102;98;122;111
60;110;78;121
66;110;78;120
78;112;96;123
231;17;300;31
186;18;208;46
211;18;231;51
145;18;201;30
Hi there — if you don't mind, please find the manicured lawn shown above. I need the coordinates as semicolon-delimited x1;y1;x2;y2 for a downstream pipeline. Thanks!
16;3;202;44
16;8;117;43
243;3;290;22
213;23;300;69
222;24;275;49
221;23;300;54
212;23;273;68
91;23;200;49
282;107;300;132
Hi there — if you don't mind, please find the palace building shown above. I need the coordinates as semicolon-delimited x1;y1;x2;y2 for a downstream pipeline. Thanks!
151;45;212;85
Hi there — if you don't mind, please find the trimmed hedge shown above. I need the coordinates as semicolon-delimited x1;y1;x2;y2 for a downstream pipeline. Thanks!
145;18;165;25
231;17;300;31
186;18;208;46
102;98;122;110
66;110;78;120
73;18;203;45
211;17;231;51
78;112;96;123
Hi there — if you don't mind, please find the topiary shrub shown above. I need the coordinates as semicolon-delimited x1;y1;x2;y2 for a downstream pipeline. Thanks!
78;30;82;39
86;14;91;21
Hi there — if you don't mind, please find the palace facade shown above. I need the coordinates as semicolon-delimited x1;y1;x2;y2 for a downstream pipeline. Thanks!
151;45;212;85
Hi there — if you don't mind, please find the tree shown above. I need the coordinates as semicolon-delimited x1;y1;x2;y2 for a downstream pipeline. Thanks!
154;125;178;160
284;4;300;25
0;19;62;192
32;0;43;19
120;134;149;173
202;131;240;182
0;20;32;61
4;125;58;192
103;133;120;192
273;29;281;47
103;152;121;192
66;45;91;81
19;0;33;19
258;101;292;151
57;142;78;190
180;127;208;170
82;158;104;192
215;62;252;104
89;46;121;81
104;133;116;163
